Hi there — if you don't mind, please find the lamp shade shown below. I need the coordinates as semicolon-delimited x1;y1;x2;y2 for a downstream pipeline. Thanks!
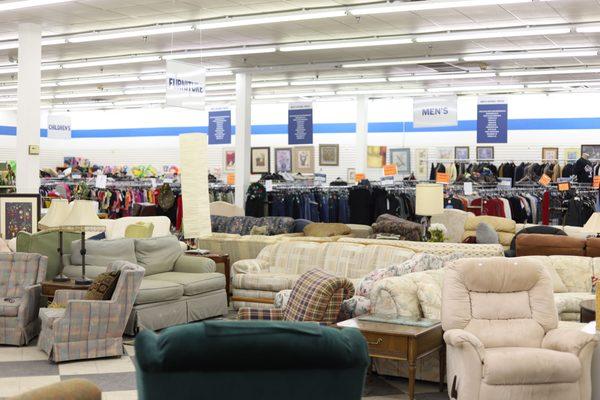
38;199;70;230
584;212;600;232
60;200;105;232
415;183;444;216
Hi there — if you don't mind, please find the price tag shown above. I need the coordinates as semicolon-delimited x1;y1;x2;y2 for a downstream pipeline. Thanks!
381;176;394;185
463;182;473;196
538;174;551;186
163;178;174;184
558;182;571;191
150;178;157;189
435;172;450;184
498;178;512;187
95;174;107;189
383;164;398;177
314;173;326;186
594;176;600;189
227;173;235;185
265;180;273;192
355;173;366;183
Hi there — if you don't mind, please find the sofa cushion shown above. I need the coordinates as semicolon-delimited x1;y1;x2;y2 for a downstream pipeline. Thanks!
516;234;586;257
232;273;298;292
125;222;154;239
135;236;183;276
145;272;225;296
546;266;568;293
63;264;107;280
136;279;184;305
260;217;295;235
483;347;580;385
250;226;267;236
476;222;499;244
371;214;422;241
0;297;20;317
70;238;136;267
303;223;351;237
293;219;313;233
554;292;595;314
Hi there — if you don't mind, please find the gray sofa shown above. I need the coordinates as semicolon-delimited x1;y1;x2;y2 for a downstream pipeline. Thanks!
62;235;227;335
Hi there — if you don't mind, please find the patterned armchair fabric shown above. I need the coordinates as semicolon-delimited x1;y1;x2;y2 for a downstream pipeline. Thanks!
0;253;47;346
210;215;295;236
38;261;144;362
238;268;354;324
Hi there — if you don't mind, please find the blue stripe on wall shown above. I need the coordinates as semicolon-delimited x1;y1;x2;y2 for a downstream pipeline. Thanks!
4;117;600;138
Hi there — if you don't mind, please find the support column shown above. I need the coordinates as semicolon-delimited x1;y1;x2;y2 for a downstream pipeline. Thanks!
16;23;41;194
234;72;251;210
355;95;368;174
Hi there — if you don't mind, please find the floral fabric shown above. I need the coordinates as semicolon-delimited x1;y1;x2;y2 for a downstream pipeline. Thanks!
371;214;422;241
210;216;295;236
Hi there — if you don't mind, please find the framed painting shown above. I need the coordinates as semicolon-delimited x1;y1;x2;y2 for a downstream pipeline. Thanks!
250;147;270;175
223;148;235;172
389;148;411;174
564;147;580;162
347;168;356;183
274;148;292;173
476;146;494;161
454;146;470;161
0;194;41;240
542;147;559;162
319;144;339;166
367;146;387;168
292;146;315;174
581;145;600;161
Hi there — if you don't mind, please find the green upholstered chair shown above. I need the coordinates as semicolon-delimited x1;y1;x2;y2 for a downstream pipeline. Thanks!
135;320;369;400
17;231;80;280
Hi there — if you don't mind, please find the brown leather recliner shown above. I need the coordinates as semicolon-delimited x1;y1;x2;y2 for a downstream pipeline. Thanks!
515;233;586;257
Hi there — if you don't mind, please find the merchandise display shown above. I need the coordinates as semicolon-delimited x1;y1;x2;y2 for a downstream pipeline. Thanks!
5;1;600;399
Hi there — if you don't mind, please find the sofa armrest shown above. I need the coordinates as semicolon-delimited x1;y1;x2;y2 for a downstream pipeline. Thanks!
444;329;485;362
173;255;216;274
17;284;41;326
232;259;266;275
542;328;599;356
16;231;32;252
54;289;87;306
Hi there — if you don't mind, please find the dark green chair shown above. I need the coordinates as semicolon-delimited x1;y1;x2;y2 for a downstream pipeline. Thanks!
17;231;80;280
135;320;369;400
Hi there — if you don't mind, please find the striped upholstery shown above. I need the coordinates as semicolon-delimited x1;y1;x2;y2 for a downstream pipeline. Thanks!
38;261;144;362
238;268;354;324
0;253;47;346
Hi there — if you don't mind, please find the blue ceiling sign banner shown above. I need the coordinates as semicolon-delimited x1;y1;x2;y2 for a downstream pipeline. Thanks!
208;109;231;145
477;97;508;143
288;102;313;145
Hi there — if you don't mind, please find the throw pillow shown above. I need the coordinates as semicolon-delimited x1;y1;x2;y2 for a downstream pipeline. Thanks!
48;301;65;309
84;270;121;300
371;214;422;241
417;280;442;320
124;222;155;239
88;232;106;240
476;222;499;244
293;219;313;233
250;225;268;236
303;223;351;237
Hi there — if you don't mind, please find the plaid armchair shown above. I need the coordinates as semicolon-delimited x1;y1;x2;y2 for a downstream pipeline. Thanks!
0;253;47;346
38;261;144;362
238;268;354;324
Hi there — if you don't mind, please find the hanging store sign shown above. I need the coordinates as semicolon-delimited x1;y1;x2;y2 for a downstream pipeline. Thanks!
413;96;457;128
166;61;206;111
477;97;508;143
47;114;71;140
208;108;232;145
288;102;313;145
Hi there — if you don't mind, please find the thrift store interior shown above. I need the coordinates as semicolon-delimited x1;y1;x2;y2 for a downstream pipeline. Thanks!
4;0;600;399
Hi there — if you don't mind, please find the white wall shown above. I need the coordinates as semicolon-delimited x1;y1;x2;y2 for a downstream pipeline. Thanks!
0;92;599;182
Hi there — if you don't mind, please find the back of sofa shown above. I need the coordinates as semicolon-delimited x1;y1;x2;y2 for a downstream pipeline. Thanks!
519;255;595;293
104;216;172;240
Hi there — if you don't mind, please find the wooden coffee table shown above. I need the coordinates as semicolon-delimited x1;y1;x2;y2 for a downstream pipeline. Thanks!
581;299;596;323
337;317;445;400
185;252;231;304
41;279;91;302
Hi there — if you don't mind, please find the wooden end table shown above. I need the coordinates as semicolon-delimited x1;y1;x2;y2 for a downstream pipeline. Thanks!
41;279;91;302
581;299;596;323
186;252;231;304
337;317;445;400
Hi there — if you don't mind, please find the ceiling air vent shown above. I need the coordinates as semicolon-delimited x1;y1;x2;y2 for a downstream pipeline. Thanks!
417;62;467;73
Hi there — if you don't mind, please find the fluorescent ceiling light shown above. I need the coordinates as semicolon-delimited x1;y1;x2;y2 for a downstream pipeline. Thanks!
342;57;460;68
62;56;162;69
56;75;140;86
205;95;236;102
575;25;600;33
415;26;571;43
198;9;347;30
0;0;76;12
389;72;495;82
350;0;531;15
0;85;16;91
525;82;594;89
254;91;335;99
280;37;412;52
114;99;166;106
42;37;67;46
69;25;195;44
163;47;276;60
463;49;599;61
54;91;124;99
499;67;600;77
427;84;525;92
291;78;388;86
206;70;233;77
336;89;426;95
252;81;289;88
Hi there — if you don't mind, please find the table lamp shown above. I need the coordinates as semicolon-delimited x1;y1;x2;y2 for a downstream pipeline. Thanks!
60;200;105;285
38;199;71;282
415;183;444;240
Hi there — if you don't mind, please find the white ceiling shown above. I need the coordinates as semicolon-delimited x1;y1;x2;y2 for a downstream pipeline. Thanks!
3;0;600;108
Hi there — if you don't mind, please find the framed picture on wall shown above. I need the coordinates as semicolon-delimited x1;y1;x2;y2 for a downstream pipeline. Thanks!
250;147;270;175
319;144;339;166
292;146;315;174
223;148;235;172
367;146;387;168
542;147;559;162
0;194;41;240
438;147;453;161
347;168;356;183
454;146;470;161
274;148;292;173
476;146;494;161
414;148;429;179
389;148;411;174
564;147;580;162
581;145;600;161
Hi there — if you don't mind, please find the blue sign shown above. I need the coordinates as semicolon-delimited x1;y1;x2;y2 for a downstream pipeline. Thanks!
477;102;508;143
208;110;231;145
288;103;313;145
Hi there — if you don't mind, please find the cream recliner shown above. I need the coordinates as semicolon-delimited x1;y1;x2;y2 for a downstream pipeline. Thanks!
442;257;598;400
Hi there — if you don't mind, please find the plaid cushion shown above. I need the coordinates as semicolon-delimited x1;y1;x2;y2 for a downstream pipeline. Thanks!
237;308;283;320
283;268;354;323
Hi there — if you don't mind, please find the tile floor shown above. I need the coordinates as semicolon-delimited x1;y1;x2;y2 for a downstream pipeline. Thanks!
0;341;448;399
